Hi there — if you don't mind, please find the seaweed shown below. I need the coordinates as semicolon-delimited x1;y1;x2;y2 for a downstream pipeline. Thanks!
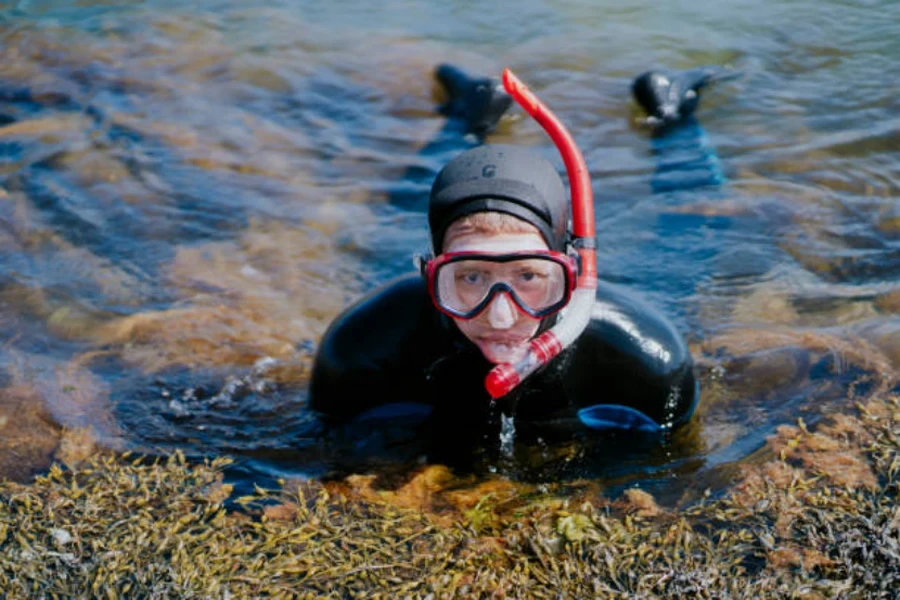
0;393;897;598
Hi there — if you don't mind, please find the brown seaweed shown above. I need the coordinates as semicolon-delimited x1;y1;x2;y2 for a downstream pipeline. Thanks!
1;392;897;598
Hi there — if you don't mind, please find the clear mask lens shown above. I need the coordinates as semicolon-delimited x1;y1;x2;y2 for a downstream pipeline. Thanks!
435;256;568;317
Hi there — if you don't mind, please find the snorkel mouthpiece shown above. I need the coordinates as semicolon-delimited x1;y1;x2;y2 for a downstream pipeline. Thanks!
484;69;598;400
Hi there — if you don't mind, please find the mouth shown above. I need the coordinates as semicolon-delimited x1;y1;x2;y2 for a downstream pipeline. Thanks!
475;336;531;364
478;335;529;344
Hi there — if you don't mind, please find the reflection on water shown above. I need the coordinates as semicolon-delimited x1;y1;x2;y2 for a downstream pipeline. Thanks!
0;0;897;501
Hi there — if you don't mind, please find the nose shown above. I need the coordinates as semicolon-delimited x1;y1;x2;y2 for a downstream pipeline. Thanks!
486;292;517;329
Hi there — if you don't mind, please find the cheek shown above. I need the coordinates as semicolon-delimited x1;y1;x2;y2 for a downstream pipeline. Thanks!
452;318;477;341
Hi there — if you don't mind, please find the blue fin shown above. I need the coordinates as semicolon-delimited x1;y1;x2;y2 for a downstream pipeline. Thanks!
650;115;726;192
577;404;663;433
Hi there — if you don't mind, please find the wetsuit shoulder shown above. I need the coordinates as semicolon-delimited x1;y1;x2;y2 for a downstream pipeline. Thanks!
562;281;698;427
308;274;438;421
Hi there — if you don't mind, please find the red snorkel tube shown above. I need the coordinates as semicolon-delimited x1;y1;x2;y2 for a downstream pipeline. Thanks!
485;68;598;399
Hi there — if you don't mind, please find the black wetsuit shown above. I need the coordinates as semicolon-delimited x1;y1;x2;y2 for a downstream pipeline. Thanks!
309;273;698;463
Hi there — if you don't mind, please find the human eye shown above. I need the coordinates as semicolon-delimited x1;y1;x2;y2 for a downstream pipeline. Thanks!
515;264;549;284
456;269;486;286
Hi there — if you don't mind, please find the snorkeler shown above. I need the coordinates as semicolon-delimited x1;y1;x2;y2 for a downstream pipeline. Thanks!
308;67;699;461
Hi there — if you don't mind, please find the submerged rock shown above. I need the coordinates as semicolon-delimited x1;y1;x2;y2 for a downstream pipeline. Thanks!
0;384;60;482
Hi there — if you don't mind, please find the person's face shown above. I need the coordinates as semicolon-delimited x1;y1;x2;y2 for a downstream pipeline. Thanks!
443;230;549;364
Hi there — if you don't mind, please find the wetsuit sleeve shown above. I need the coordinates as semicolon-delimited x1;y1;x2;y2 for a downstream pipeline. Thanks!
308;275;436;424
563;281;699;429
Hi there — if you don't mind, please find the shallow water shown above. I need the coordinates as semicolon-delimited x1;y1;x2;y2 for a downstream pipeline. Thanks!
0;0;897;501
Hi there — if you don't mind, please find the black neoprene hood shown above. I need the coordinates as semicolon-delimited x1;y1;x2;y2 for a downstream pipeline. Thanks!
428;145;569;253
